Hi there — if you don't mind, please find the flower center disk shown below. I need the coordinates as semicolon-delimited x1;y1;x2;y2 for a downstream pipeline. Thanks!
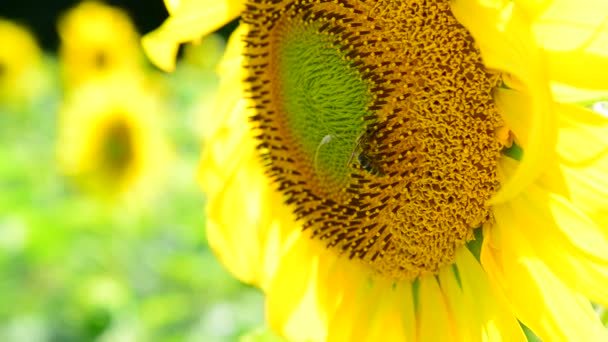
243;0;504;280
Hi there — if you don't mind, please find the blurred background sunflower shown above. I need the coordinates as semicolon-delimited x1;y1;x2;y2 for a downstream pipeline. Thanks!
57;1;143;89
0;1;273;341
56;75;170;207
0;19;51;112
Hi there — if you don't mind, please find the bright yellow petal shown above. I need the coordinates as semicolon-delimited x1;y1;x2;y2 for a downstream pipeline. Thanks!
216;24;248;77
439;264;475;342
555;101;608;164
550;82;608;103
198;103;250;198
281;276;326;342
205;154;262;284
197;25;249;194
324;274;415;342
359;279;408;342
440;248;526;342
532;0;608;90
164;0;181;15
348;278;392;342
199;25;248;143
493;87;532;149
558;160;608;229
452;0;556;204
417;275;453;341
325;268;369;342
546;103;608;229
202;122;292;289
395;281;417;342
265;235;318;341
483;198;608;341
314;250;342;326
511;182;608;306
142;0;245;71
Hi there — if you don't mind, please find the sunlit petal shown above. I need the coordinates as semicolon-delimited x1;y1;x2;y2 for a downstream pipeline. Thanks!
452;0;556;204
484;198;608;341
142;0;245;71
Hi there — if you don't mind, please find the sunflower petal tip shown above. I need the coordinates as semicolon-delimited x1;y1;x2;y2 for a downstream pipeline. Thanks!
141;33;179;72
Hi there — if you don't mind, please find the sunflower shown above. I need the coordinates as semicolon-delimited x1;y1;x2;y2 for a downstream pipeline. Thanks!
144;0;608;340
57;75;170;207
0;19;46;110
58;1;142;89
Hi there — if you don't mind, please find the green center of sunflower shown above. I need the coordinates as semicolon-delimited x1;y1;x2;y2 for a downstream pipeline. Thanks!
244;0;505;280
277;21;370;188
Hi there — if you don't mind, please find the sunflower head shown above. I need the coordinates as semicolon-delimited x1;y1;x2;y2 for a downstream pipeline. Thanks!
234;0;509;280
0;19;46;108
145;0;608;340
58;1;142;88
57;75;170;206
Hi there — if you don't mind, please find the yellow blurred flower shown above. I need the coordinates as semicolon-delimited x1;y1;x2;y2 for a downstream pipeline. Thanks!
57;75;170;207
145;0;608;341
58;1;142;88
0;19;46;109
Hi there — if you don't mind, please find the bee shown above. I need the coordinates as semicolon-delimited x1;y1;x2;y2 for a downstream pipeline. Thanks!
347;132;384;176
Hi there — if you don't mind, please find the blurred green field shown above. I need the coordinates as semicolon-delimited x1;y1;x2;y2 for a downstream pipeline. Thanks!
0;29;275;341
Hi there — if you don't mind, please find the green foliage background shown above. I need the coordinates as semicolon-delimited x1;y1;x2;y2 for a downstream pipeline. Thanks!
0;40;282;342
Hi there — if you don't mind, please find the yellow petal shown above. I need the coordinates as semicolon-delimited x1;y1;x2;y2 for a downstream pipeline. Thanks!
417;275;453;341
325;268;369;342
559;160;608;229
205;154;262;284
483;198;608;341
546;51;608;91
216;23;248;77
347;278;391;341
492;86;556;202
142;0;245;71
531;0;608;90
360;279;409;342
440;248;526;342
266;235;315;337
497;154;520;185
511;182;608;305
546;103;608;229
322;276;411;342
452;0;556;204
395;281;417;342
203;124;292;288
164;0;181;15
555;101;608;165
280;260;326;342
314;250;344;326
438;264;475;342
257;220;283;291
550;82;608;103
198;25;248;143
198;104;251;199
493;87;532;148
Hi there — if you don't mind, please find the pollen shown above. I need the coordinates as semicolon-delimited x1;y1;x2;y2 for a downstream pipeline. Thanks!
243;0;503;280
